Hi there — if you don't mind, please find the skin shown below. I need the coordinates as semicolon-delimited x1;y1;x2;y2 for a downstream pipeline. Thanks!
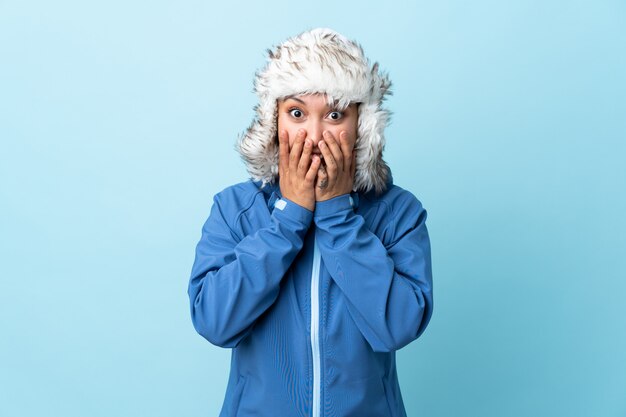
277;93;358;211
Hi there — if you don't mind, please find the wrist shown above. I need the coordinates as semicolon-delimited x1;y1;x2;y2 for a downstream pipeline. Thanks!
282;194;315;212
315;189;351;202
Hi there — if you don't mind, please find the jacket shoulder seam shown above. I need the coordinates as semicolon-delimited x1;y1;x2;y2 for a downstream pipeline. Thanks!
232;185;265;229
214;182;263;241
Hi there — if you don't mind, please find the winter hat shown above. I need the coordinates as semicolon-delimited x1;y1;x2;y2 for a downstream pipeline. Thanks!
236;27;393;194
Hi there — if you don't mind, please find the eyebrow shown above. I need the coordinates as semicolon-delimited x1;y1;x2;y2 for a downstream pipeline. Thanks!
283;95;348;110
283;95;306;104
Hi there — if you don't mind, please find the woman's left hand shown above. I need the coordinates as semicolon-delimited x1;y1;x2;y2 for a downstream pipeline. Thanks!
315;130;356;201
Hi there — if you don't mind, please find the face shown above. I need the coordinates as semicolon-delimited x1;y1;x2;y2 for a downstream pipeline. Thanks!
277;93;358;163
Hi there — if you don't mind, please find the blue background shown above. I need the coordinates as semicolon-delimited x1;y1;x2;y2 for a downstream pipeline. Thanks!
1;1;625;416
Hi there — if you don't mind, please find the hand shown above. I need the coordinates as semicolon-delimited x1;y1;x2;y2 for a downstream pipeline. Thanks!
315;130;356;202
278;128;321;211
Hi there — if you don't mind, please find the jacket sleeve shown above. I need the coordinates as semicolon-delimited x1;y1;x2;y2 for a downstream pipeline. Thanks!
188;193;313;348
313;192;433;352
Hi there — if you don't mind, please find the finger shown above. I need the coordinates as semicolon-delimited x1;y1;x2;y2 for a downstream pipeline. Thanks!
316;164;329;189
339;131;352;173
278;129;289;175
305;154;321;184
322;131;344;171
351;150;357;179
297;138;313;176
318;139;337;180
289;129;306;171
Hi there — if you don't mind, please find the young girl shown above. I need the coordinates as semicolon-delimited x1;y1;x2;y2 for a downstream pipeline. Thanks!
188;27;434;417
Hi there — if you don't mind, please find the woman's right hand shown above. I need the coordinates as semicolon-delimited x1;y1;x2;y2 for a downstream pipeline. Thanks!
278;128;320;212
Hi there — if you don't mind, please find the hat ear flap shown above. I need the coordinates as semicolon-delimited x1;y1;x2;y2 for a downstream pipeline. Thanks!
354;102;390;194
237;102;279;186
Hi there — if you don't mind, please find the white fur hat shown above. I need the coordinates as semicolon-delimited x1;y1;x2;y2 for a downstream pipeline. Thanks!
236;27;393;194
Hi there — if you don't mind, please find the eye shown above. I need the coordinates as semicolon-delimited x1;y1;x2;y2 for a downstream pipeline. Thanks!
288;108;303;118
328;111;343;120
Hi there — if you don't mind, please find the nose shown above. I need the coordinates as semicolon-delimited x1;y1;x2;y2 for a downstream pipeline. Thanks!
307;120;324;148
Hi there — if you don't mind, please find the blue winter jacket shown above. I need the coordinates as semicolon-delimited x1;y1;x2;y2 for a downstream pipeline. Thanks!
188;177;433;417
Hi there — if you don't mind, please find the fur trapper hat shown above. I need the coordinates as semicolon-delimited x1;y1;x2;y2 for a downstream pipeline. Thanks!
236;27;393;194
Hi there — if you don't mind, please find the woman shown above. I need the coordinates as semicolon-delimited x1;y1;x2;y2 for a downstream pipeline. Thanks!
188;27;434;417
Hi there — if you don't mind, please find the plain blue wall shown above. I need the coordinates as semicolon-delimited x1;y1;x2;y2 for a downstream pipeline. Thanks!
1;1;625;416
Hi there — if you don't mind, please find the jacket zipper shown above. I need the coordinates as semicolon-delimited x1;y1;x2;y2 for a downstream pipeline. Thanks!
310;236;321;417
